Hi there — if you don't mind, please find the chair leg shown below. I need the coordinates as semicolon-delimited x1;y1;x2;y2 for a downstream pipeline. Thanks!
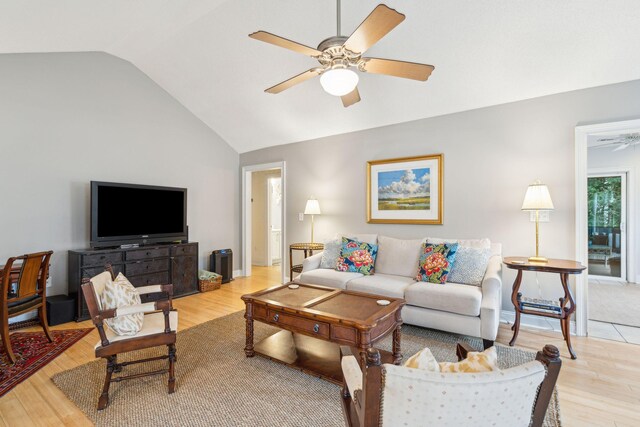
167;344;176;394
98;356;116;410
38;305;54;343
1;320;16;364
483;339;494;350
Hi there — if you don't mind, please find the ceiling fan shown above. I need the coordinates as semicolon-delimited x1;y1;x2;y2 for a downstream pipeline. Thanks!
592;133;640;151
249;1;434;107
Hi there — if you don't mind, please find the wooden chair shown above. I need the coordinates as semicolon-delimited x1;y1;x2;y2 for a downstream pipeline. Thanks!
1;251;54;364
340;343;562;427
81;264;178;410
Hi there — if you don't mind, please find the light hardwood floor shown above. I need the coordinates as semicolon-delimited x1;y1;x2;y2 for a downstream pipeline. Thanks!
1;266;639;427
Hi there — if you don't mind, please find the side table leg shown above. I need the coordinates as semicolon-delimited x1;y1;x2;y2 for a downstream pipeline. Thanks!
392;325;402;365
244;306;255;357
562;316;576;359
509;270;523;346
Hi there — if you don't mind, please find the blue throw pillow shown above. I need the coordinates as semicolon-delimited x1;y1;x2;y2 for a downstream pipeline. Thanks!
336;237;378;275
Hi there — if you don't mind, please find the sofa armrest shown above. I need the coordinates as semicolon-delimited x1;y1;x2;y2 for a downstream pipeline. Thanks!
302;252;323;272
480;255;502;341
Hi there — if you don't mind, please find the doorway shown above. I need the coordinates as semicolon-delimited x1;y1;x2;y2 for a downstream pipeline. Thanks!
587;173;626;280
242;162;286;284
576;119;640;341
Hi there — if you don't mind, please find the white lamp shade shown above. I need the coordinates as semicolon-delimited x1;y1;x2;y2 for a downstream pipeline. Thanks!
320;69;359;96
304;199;321;215
521;181;554;211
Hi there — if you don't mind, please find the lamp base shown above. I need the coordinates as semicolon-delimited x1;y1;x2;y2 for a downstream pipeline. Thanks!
528;256;548;263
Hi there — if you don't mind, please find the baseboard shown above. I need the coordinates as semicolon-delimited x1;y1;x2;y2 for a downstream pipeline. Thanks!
501;310;576;335
233;269;243;278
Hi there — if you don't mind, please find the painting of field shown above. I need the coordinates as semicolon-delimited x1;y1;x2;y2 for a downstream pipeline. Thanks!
377;168;430;211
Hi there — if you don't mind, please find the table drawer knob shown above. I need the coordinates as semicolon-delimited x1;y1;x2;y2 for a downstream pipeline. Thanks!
313;324;319;333
273;314;279;322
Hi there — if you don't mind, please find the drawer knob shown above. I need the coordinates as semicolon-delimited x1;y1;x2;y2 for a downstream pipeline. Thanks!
313;324;320;333
273;314;279;322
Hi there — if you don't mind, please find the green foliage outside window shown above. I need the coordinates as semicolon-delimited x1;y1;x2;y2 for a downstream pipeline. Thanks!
588;176;621;228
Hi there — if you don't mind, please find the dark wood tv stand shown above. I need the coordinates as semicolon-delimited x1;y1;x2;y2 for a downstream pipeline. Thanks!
68;242;199;321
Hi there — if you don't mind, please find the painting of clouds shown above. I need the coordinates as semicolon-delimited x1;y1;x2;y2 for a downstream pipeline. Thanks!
378;168;430;210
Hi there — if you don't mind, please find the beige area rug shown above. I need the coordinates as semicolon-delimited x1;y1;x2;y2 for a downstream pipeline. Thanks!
589;281;640;327
53;311;561;427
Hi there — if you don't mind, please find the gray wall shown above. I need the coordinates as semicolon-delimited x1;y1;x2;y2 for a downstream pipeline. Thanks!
0;52;240;297
241;79;640;310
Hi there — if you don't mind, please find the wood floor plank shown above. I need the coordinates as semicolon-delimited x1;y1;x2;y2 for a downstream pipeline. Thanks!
0;266;638;426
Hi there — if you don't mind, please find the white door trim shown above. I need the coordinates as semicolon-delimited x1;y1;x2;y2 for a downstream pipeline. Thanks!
241;161;286;284
575;118;640;336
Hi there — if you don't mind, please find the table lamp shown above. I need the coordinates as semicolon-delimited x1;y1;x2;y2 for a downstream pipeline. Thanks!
521;180;554;263
304;197;321;243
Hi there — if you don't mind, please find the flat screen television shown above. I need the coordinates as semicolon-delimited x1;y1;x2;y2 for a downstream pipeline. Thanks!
90;181;187;248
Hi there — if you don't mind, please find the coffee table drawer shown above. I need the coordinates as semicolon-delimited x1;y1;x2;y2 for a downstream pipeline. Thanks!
268;309;329;338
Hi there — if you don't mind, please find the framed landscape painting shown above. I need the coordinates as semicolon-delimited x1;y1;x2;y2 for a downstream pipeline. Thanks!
367;154;443;224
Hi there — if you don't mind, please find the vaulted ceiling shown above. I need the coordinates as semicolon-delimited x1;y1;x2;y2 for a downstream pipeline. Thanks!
2;1;640;153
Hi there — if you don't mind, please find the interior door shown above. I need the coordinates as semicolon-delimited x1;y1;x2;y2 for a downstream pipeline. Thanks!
587;173;627;280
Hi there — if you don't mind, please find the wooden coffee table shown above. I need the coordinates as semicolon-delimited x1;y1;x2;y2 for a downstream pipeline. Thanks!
241;283;405;384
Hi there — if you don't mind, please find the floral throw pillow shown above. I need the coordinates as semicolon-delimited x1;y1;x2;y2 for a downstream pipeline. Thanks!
416;242;458;283
336;237;378;275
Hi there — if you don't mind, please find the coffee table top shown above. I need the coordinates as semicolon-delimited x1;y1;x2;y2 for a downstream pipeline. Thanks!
241;283;405;327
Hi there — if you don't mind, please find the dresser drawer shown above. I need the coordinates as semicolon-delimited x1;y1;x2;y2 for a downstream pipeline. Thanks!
82;252;122;267
126;247;170;261
267;309;329;339
126;259;169;276
128;271;170;288
171;244;197;256
81;265;123;281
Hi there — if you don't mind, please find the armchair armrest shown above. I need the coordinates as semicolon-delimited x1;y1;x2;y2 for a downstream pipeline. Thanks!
136;283;174;296
302;252;323;272
341;354;363;401
456;342;475;361
115;302;160;317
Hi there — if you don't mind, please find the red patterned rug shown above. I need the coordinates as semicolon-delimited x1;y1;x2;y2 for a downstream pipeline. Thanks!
0;328;92;397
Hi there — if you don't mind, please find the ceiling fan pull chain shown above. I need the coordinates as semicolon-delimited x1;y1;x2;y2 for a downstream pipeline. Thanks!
337;0;341;37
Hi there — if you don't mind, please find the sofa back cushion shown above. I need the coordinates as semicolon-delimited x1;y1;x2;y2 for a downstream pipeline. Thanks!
376;235;425;277
337;233;378;245
427;237;491;250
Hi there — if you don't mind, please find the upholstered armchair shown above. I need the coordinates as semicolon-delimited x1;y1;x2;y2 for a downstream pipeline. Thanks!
340;343;561;427
81;265;178;410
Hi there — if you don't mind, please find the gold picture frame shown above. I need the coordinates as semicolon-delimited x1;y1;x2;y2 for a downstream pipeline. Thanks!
367;154;443;224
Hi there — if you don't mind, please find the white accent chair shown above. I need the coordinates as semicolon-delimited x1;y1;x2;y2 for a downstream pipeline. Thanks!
340;343;561;427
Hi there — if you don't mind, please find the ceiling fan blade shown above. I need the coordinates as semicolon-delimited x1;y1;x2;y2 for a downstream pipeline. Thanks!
361;57;435;81
341;87;361;107
265;68;321;94
249;31;322;57
343;4;405;54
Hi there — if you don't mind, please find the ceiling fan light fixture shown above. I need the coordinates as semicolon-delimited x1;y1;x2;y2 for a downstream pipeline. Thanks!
320;68;359;96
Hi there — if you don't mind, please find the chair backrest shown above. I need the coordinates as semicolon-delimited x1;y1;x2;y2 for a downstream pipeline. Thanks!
81;268;116;317
380;361;547;427
1;251;53;301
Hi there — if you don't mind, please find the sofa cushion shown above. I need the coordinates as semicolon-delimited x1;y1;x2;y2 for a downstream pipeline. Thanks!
298;269;363;289
427;237;491;250
405;281;482;316
375;235;425;277
416;243;458;284
336;237;378;275
337;233;378;245
320;238;341;269
346;274;415;299
448;246;492;286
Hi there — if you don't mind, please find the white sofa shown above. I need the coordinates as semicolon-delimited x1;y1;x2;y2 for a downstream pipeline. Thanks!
295;234;502;346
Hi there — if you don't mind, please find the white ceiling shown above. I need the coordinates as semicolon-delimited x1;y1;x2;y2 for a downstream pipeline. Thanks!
2;0;640;153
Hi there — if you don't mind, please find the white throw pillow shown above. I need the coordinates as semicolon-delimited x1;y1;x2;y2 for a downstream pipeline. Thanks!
100;273;143;336
427;237;491;250
448;247;492;286
320;238;342;269
375;235;425;277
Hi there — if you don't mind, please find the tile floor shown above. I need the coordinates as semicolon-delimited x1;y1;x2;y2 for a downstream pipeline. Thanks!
588;277;640;344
